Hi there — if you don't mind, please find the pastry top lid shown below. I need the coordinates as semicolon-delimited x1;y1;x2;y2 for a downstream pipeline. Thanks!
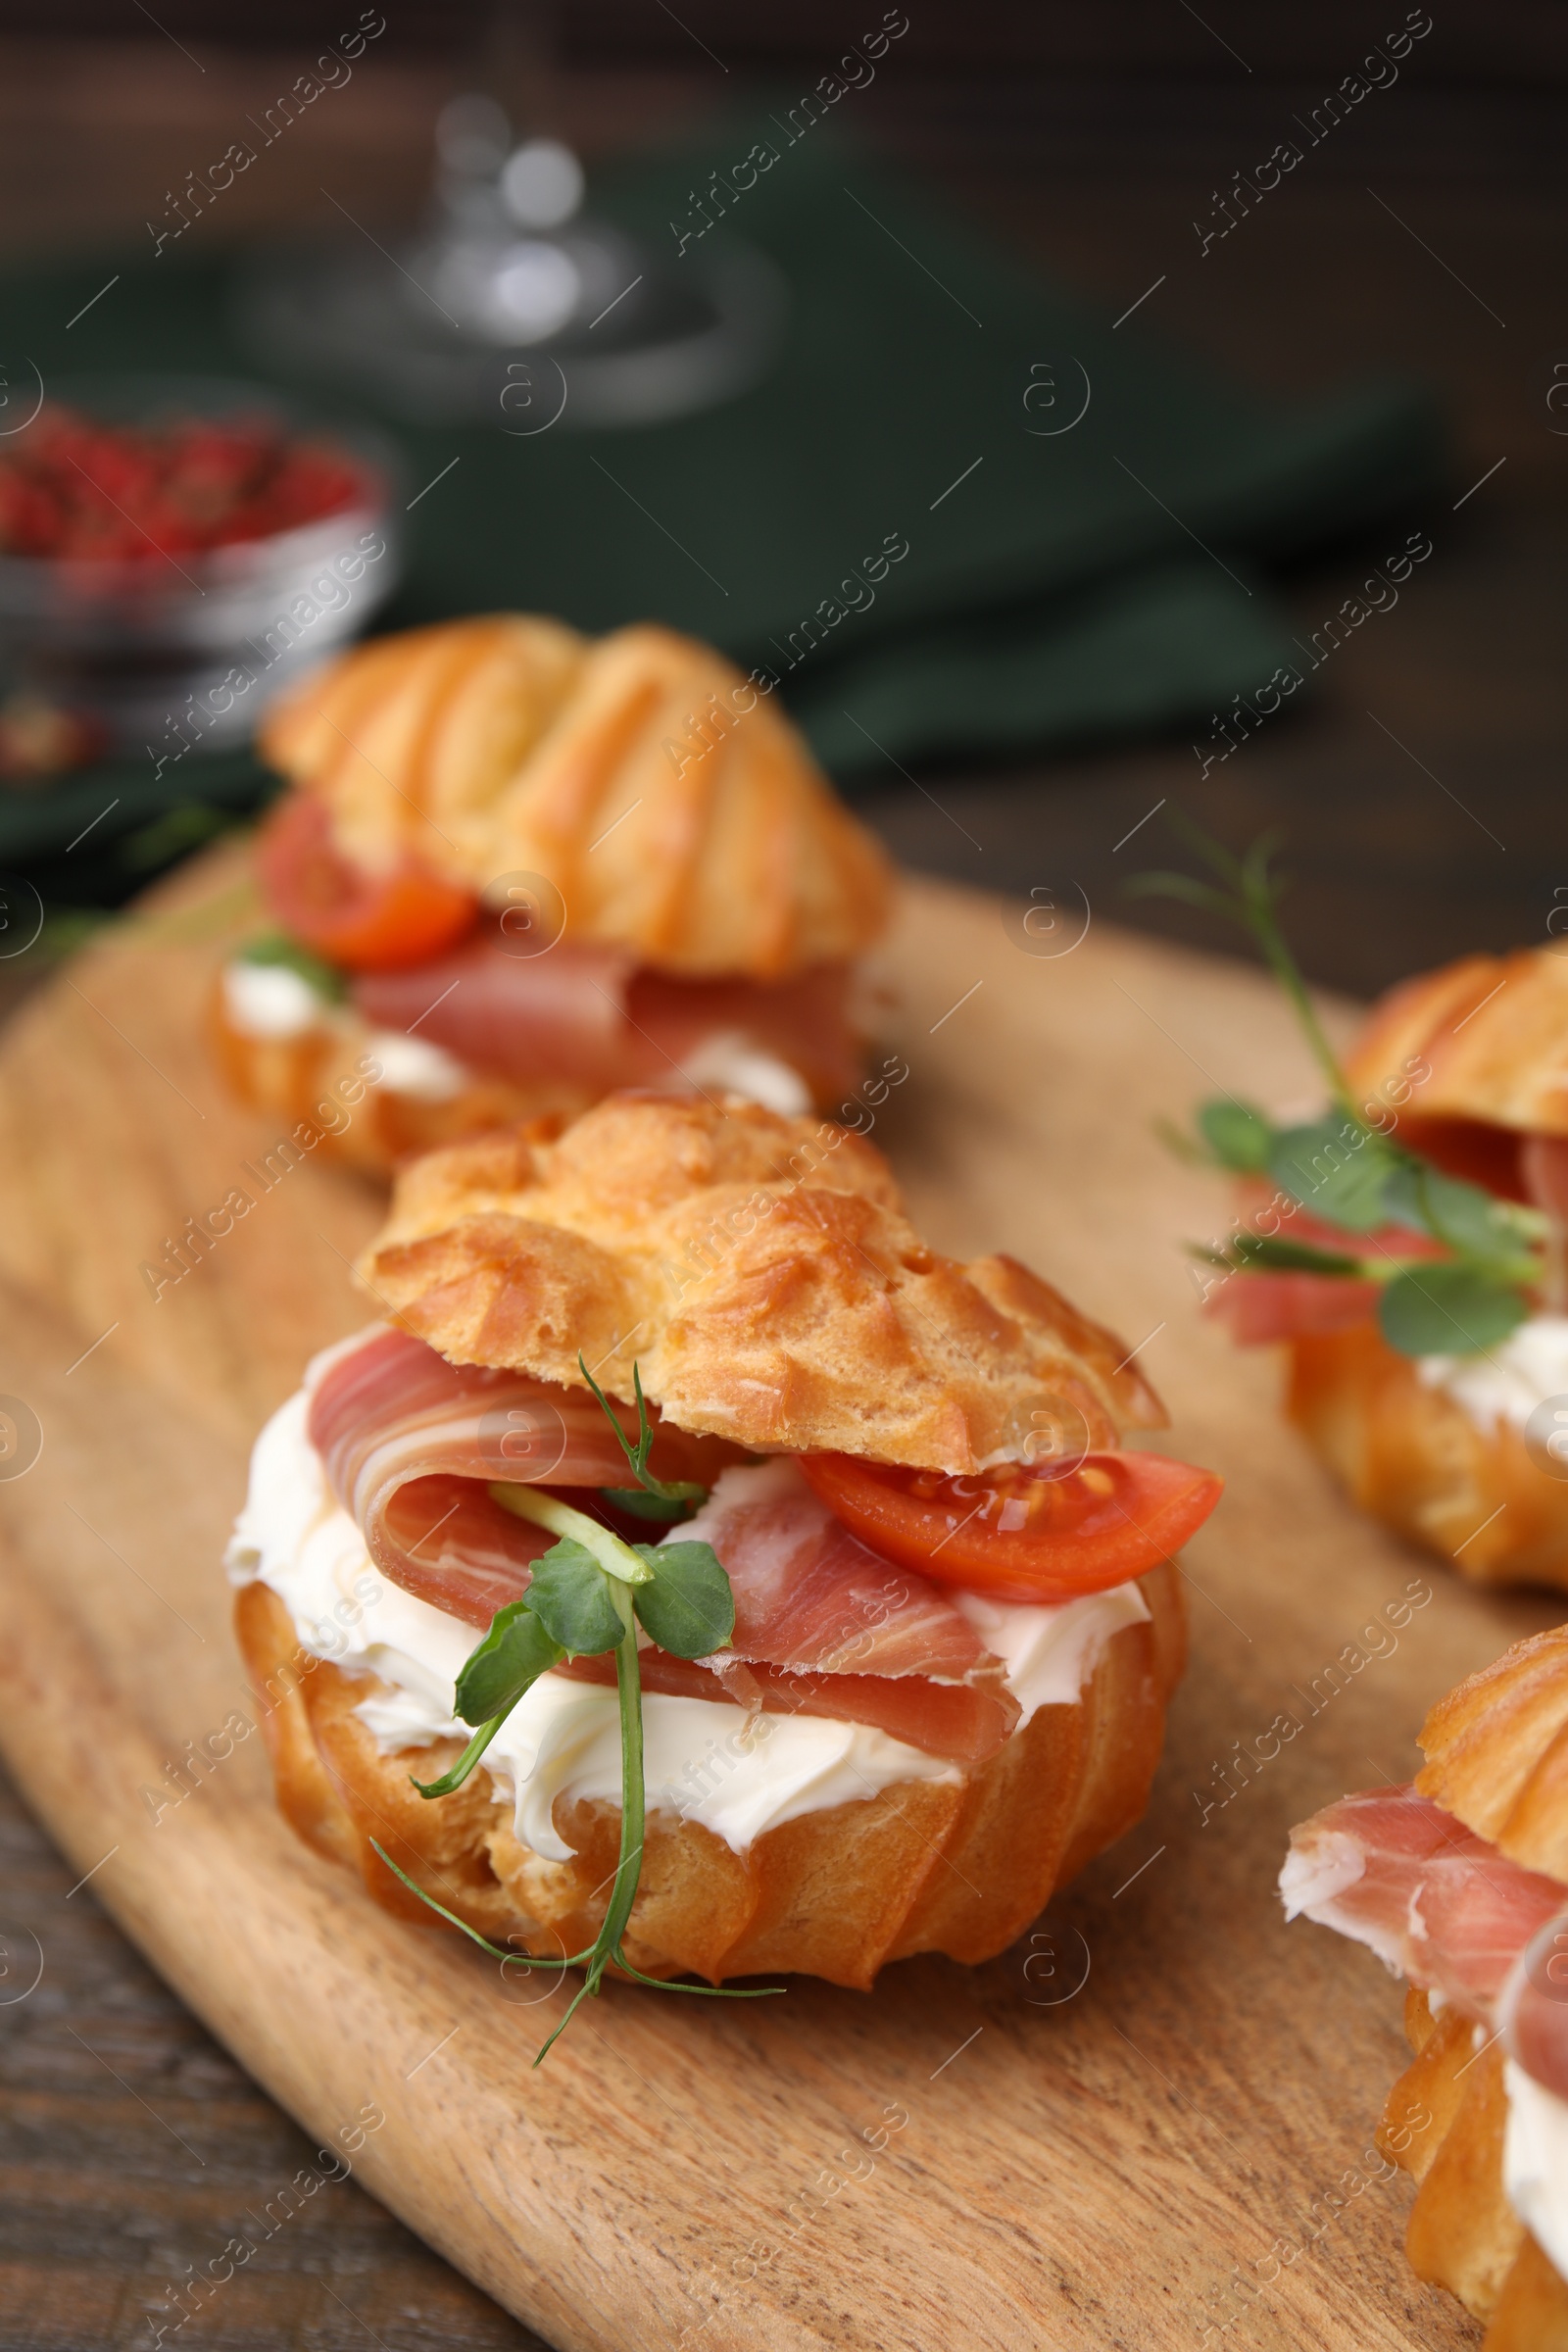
260;615;893;980
1347;948;1568;1136
358;1093;1167;1474
1417;1624;1568;1886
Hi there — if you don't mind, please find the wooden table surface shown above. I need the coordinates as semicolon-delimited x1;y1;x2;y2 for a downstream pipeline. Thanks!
0;21;1563;2348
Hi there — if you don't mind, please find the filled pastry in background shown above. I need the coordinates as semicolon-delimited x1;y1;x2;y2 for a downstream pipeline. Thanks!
213;615;894;1176
1282;1626;1568;2348
1149;830;1568;1592
228;1092;1217;2023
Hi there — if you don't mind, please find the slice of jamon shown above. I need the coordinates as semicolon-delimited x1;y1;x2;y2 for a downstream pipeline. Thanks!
309;1333;1018;1760
1500;1912;1568;2102
1281;1785;1567;2019
1523;1134;1568;1226
353;932;862;1104
560;1650;1017;1765
353;937;638;1092
1206;1271;1383;1346
677;1459;998;1683
559;1463;1021;1761
308;1323;732;1623
1399;1115;1530;1204
626;962;862;1107
655;1462;1018;1760
1211;1183;1446;1346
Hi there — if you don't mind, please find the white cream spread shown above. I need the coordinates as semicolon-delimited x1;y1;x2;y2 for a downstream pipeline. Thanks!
361;1028;470;1102
1418;1313;1568;1434
226;1384;1149;1862
955;1584;1150;1724
675;1030;812;1117
222;957;331;1040
1504;2061;1568;2284
222;959;471;1101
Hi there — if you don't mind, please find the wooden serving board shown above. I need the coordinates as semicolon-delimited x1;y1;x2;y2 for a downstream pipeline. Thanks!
0;848;1540;2352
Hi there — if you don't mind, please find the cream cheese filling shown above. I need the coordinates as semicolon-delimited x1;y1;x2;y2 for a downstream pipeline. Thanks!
359;1029;469;1102
222;957;471;1102
226;1385;1151;1863
1504;2061;1568;2284
222;957;330;1041
674;1031;812;1118
1417;1312;1568;1436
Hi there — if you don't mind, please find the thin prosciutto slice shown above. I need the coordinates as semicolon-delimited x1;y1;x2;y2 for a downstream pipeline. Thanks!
1522;1135;1568;1224
1212;1189;1446;1346
353;932;861;1102
563;1461;1020;1762
308;1323;729;1624
1506;1914;1568;2102
1282;1785;1568;2097
1205;1271;1383;1346
353;938;640;1093
308;1328;1017;1763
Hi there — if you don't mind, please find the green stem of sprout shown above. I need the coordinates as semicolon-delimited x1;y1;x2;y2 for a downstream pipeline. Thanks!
409;1713;510;1800
488;1483;655;1584
1128;822;1359;1120
384;1367;781;2059
1238;852;1357;1121
528;1582;650;2062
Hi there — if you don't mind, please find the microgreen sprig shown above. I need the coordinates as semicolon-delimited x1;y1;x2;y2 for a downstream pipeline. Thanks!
577;1350;709;1521
1130;820;1546;1359
393;1362;781;2061
1127;819;1353;1116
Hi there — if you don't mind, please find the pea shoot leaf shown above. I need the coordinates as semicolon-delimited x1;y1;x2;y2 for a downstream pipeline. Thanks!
1408;1164;1537;1268
1268;1117;1400;1232
453;1599;565;1728
1198;1098;1274;1173
603;1486;694;1522
1378;1263;1531;1358
632;1541;735;1660
1378;1160;1436;1239
521;1539;625;1656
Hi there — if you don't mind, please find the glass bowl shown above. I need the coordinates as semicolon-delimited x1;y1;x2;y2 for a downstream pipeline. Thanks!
0;374;402;756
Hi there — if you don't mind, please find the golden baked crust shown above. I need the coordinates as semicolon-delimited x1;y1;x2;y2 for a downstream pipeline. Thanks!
235;1564;1185;1989
1347;947;1568;1136
1379;1988;1568;2341
260;613;587;860
1415;1624;1568;1883
259;616;893;979
359;1093;1170;1471
1286;1322;1568;1592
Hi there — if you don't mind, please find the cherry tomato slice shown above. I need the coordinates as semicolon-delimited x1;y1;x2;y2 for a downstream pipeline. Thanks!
255;791;478;973
796;1448;1222;1600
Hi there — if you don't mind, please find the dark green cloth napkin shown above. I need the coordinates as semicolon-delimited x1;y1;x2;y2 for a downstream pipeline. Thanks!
0;113;1444;897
